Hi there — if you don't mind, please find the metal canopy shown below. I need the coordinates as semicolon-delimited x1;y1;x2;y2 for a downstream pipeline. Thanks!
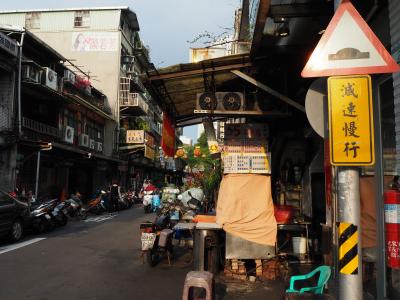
145;53;252;122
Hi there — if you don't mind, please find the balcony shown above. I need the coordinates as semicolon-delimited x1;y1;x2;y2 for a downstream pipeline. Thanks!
22;117;60;140
120;92;149;116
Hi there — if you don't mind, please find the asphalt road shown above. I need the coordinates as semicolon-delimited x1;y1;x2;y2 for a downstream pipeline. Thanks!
0;207;190;300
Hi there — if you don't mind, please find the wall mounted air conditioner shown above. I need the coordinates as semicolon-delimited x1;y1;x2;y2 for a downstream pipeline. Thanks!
43;67;58;91
63;125;74;144
22;65;41;83
89;139;95;150
96;142;103;152
64;69;76;84
78;133;89;147
196;92;245;112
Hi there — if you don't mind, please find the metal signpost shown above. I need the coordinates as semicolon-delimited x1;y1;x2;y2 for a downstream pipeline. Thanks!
302;0;400;299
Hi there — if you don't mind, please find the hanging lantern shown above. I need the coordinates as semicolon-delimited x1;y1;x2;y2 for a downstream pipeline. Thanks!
193;146;202;158
175;147;185;158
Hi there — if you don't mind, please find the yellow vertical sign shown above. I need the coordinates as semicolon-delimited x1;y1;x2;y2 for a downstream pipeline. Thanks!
328;75;374;166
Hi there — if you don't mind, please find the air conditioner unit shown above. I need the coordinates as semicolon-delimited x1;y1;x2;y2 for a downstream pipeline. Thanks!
43;67;58;91
96;142;103;152
64;69;76;84
89;139;95;150
196;92;245;112
122;55;135;65
63;126;74;144
22;65;41;83
78;133;89;147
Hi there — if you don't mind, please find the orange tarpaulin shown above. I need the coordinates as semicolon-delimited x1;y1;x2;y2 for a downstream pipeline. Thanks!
216;174;277;246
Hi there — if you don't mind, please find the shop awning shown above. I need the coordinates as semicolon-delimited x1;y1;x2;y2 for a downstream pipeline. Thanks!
144;53;252;124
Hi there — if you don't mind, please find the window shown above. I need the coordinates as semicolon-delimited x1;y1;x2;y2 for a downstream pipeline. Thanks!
74;11;90;28
25;12;41;29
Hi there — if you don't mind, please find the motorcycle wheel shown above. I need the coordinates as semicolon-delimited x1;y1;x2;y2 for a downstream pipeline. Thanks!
146;248;159;267
33;219;45;234
79;210;87;220
46;219;56;231
60;214;68;226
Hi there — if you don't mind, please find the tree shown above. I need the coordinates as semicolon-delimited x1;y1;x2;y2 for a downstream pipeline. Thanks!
183;132;221;199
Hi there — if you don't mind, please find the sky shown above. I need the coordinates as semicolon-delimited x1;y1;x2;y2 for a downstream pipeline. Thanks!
0;0;240;142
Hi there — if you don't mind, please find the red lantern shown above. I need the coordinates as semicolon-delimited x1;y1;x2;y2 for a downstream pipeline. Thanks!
175;147;185;158
193;146;202;158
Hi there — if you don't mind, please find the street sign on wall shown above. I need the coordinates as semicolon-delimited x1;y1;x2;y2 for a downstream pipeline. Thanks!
302;1;399;77
126;130;144;144
328;75;374;166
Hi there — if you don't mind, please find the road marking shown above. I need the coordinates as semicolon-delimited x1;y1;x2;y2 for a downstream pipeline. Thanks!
84;214;117;223
0;238;46;255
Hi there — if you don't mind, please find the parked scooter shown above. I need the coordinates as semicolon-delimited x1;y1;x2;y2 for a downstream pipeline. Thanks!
140;204;175;267
65;197;87;220
177;188;205;221
29;198;58;233
143;190;153;214
82;191;104;215
50;200;69;226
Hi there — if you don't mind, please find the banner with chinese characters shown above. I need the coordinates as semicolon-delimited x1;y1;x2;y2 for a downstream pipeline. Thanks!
328;75;375;166
126;130;144;144
161;113;175;157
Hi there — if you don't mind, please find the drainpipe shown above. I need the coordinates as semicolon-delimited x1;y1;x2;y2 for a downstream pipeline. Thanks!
17;32;25;136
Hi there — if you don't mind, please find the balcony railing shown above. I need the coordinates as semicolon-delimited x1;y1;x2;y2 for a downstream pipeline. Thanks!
22;117;59;138
120;92;149;115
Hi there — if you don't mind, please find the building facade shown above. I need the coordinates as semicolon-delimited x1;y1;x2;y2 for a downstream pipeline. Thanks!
0;7;167;191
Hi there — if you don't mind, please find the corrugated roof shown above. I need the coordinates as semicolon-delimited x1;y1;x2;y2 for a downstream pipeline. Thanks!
145;53;252;122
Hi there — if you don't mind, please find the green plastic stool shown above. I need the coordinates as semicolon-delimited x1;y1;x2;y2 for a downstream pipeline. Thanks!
286;265;331;295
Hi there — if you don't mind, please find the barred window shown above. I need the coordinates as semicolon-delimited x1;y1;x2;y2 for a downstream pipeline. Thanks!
74;10;90;28
25;12;41;29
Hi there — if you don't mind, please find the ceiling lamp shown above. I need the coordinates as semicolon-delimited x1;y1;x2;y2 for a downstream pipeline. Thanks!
276;24;290;37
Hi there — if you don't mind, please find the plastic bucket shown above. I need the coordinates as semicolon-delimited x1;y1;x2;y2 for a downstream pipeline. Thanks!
292;237;307;254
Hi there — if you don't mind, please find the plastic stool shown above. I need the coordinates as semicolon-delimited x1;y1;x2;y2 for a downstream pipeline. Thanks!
182;271;214;300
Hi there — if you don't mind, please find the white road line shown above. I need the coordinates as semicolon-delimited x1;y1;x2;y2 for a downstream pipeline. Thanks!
84;214;117;223
0;238;46;255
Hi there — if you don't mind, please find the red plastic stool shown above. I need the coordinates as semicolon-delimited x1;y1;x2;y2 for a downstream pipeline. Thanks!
182;271;214;300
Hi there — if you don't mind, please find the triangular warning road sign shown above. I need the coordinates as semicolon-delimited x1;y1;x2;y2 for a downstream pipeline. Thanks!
301;0;399;77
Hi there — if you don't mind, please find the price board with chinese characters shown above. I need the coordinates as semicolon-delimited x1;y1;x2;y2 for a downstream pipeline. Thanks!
328;75;374;166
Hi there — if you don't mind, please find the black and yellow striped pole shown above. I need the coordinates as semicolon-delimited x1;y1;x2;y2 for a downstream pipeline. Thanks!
338;222;358;275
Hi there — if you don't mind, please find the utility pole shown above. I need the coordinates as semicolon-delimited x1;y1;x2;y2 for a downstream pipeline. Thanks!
333;1;362;299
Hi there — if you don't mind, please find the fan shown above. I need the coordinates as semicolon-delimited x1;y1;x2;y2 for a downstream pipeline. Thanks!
198;93;217;110
223;92;242;110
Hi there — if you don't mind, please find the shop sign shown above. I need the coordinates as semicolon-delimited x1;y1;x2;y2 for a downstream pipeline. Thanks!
144;145;155;160
224;123;268;140
126;130;144;144
328;75;374;166
145;132;155;148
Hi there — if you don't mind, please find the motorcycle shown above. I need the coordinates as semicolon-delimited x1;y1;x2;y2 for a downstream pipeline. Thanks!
50;200;69;226
65;197;87;220
82;191;105;215
177;188;205;221
143;190;153;214
140;204;175;267
29;198;58;233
